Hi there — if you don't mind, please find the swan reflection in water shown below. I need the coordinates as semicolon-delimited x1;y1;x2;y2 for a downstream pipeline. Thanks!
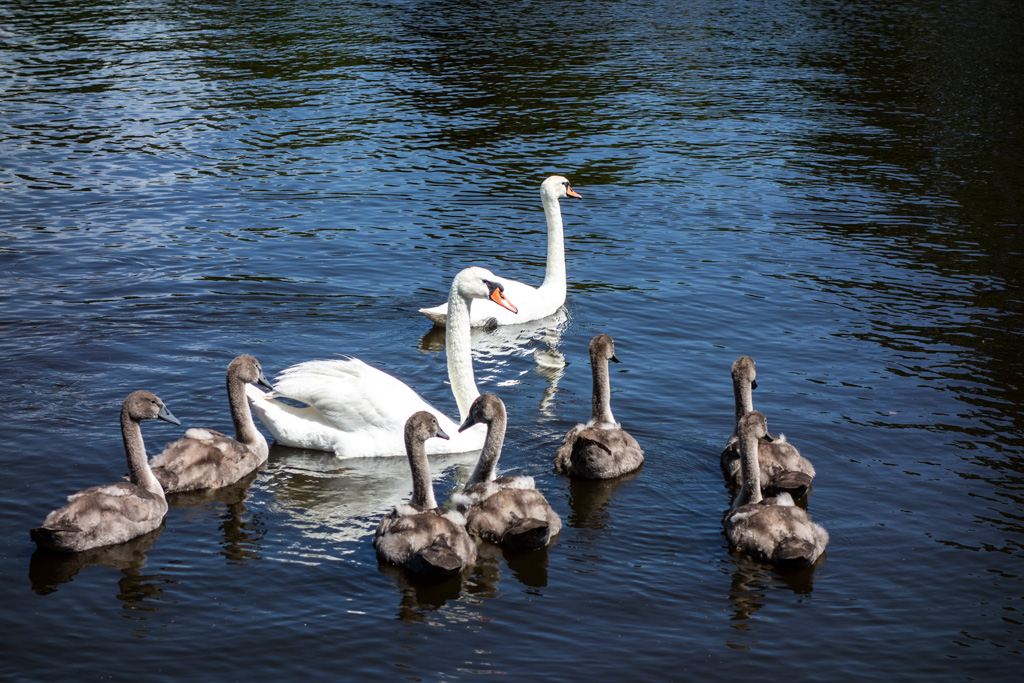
264;443;480;553
267;440;555;620
383;537;553;623
165;470;265;565
29;524;167;605
376;547;476;623
565;469;642;531
722;553;823;649
419;307;569;416
477;540;551;589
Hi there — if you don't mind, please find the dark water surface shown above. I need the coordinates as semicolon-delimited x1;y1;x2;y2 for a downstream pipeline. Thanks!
2;0;1022;680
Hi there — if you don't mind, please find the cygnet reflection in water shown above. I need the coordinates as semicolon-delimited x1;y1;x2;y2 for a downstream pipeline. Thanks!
723;553;821;637
165;470;264;566
381;562;466;623
565;469;642;530
29;525;165;597
264;443;479;554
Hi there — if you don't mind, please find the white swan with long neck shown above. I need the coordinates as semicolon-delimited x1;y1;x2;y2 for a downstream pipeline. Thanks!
724;411;828;567
419;176;581;327
31;391;180;553
246;266;517;458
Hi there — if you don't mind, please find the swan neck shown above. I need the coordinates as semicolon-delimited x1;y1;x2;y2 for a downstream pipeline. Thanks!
590;355;615;426
121;408;163;497
539;194;566;296
446;283;479;422
406;435;437;510
467;417;506;486
735;431;763;507
228;374;265;448
733;376;754;436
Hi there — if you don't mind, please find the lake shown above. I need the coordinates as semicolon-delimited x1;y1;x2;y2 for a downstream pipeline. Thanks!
1;0;1022;680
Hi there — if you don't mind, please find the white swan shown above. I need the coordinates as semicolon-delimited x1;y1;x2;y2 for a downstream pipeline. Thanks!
724;411;828;567
373;411;477;576
419;175;581;327
720;356;816;498
452;394;561;550
150;354;274;493
555;334;644;479
31;391;180;553
246;266;517;458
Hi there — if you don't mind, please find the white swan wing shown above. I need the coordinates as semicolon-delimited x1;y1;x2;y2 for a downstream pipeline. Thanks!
246;384;348;453
271;358;432;431
247;358;481;457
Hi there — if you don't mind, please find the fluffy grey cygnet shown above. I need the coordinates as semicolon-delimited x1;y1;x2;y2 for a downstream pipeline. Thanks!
720;355;815;498
31;391;180;553
554;334;643;479
150;354;273;493
373;411;477;576
453;394;561;550
724;411;828;567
